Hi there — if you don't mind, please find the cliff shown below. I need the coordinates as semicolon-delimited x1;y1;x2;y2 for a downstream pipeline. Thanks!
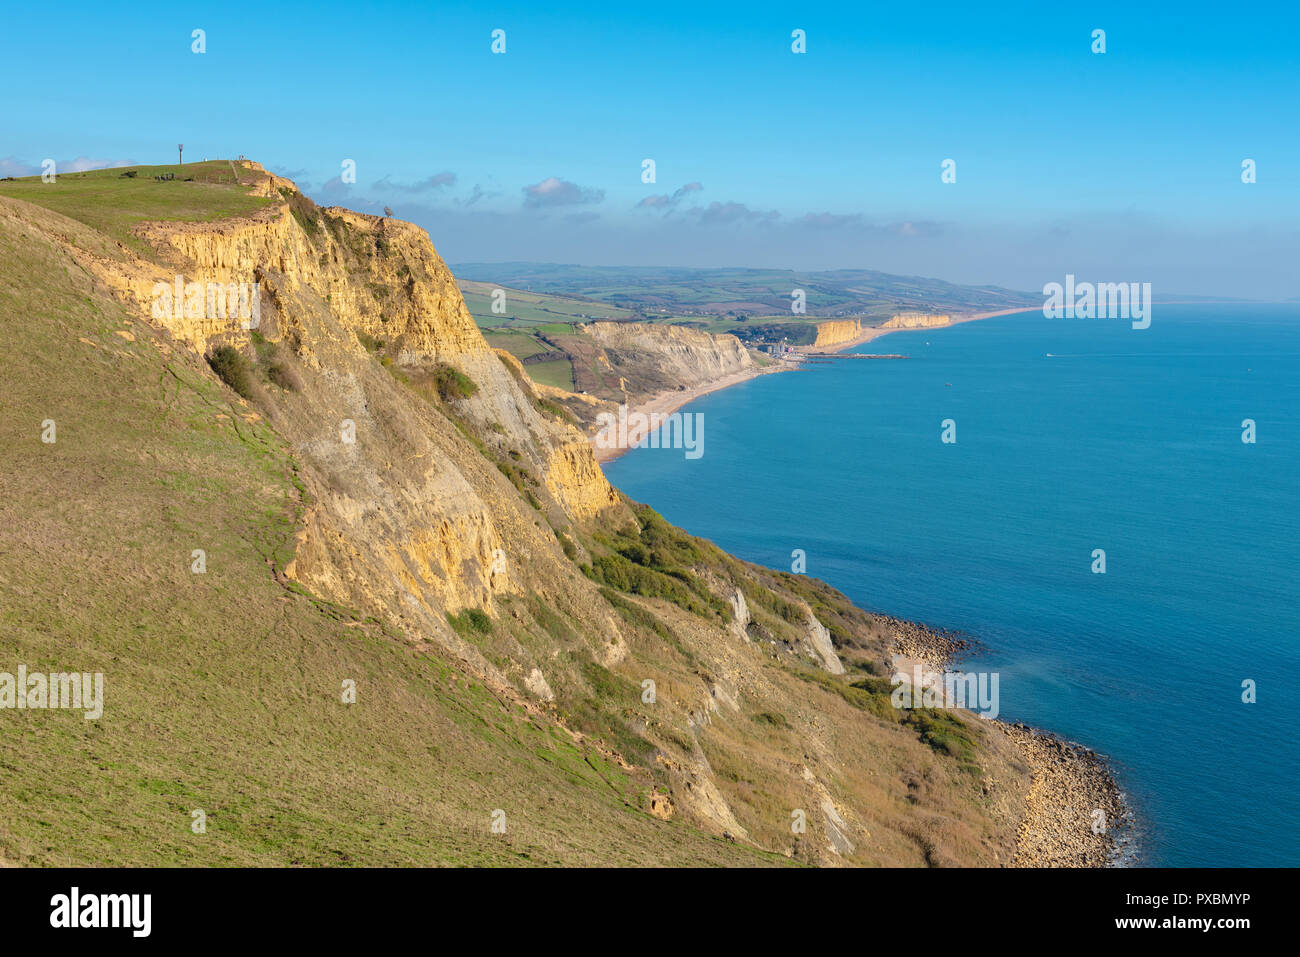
812;318;863;348
0;160;1061;867
881;311;953;329
580;320;755;391
532;319;764;434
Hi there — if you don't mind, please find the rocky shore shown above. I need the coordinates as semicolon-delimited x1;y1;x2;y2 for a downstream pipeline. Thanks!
883;615;1130;867
881;614;977;670
997;721;1128;867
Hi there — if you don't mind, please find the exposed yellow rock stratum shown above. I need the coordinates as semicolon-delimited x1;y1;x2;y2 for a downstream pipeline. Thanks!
882;311;952;329
55;164;623;634
812;318;863;347
580;319;755;388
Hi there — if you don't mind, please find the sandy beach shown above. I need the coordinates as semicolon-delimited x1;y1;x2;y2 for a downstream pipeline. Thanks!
591;363;793;464
592;305;1040;464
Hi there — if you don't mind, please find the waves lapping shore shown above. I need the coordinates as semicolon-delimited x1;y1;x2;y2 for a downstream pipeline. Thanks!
887;617;1130;867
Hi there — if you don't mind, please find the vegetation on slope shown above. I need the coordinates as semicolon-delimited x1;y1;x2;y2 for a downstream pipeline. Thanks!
0;192;784;867
0;165;1031;868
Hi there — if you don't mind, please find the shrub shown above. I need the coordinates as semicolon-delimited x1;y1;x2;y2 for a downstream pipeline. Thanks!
206;346;253;398
280;186;320;236
446;608;492;636
754;710;790;730
555;528;579;561
432;363;478;401
583;553;720;618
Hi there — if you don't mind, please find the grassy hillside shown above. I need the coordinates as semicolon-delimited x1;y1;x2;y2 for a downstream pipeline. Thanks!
0;165;1036;867
482;327;578;391
0;194;779;866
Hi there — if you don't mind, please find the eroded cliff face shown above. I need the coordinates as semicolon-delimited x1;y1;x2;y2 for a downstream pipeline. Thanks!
812;318;863;347
580;320;755;395
63;164;622;643
881;311;952;329
534;319;762;435
9;164;1038;866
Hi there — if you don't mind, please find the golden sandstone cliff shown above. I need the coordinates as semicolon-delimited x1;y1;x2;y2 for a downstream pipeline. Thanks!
526;318;766;438
881;311;952;329
62;164;621;648
811;318;863;347
809;313;953;348
0;160;1112;867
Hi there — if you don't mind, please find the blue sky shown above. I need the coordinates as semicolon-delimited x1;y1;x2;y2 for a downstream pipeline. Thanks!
3;1;1298;296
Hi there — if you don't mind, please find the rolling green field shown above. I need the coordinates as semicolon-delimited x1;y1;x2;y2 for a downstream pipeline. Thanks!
455;262;1037;321
521;359;576;390
458;278;635;327
482;327;578;390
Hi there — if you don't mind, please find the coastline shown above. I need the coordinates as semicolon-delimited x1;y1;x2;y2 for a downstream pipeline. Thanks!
889;617;1131;867
592;302;1136;867
592;304;1042;466
808;305;1042;355
591;362;792;464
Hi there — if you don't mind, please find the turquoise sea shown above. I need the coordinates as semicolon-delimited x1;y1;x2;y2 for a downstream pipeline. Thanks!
605;304;1300;867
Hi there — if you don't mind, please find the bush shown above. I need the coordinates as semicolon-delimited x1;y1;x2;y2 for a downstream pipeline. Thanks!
754;710;790;730
584;505;729;620
207;346;253;398
356;330;385;352
555;528;579;561
432;363;478;401
583;553;720;618
280;186;320;236
495;460;542;509
446;608;492;637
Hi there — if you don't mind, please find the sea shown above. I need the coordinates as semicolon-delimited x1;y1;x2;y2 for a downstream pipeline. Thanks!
604;303;1300;867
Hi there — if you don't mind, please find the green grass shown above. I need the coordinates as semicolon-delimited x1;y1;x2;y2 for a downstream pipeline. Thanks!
0;193;789;868
0;161;270;251
481;329;555;360
447;608;493;637
458;279;635;327
520;358;574;390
